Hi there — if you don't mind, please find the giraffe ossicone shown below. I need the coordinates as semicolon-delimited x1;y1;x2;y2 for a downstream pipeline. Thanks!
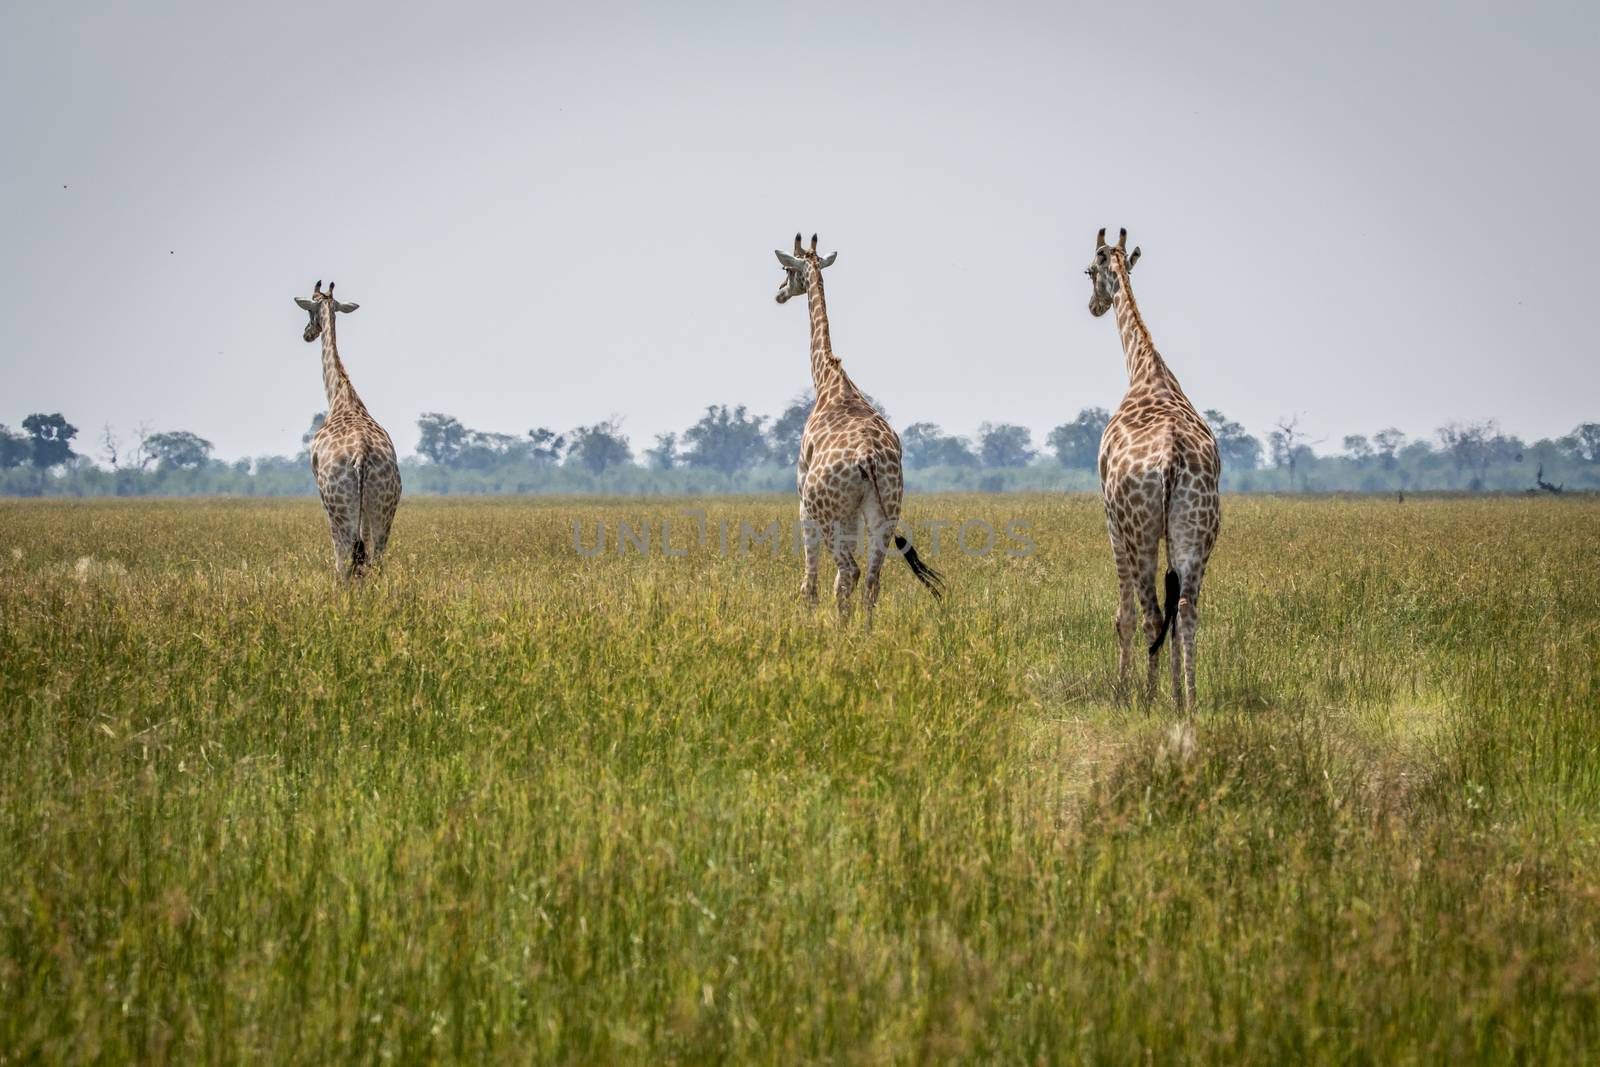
1085;228;1221;709
295;280;402;579
774;233;943;623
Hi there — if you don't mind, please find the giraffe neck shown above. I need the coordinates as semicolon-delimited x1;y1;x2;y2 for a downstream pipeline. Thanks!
1111;266;1179;393
805;267;856;403
320;309;360;411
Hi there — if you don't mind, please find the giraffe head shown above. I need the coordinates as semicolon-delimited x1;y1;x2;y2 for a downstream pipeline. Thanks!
1085;228;1141;317
294;280;360;342
773;233;837;304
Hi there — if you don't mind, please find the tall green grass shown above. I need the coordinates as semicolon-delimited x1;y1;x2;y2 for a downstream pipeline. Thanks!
2;495;1597;1063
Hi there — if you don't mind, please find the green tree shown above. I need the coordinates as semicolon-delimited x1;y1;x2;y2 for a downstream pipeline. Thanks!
901;423;978;468
456;431;523;471
1557;422;1600;463
644;432;678;471
766;391;813;468
1269;415;1307;489
682;405;768;474
977;422;1035;468
144;431;214;471
1437;421;1512;489
417;413;468;467
1046;407;1110;470
0;425;30;469
1372;427;1406;470
1204;410;1263;472
297;412;327;460
566;420;632;474
1437;421;1479;479
527;427;567;465
22;413;78;469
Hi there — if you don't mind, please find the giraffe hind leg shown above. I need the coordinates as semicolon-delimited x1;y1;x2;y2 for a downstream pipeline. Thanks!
328;522;359;578
344;504;366;579
330;533;352;575
320;500;353;576
860;518;895;629
1165;564;1185;709
1135;566;1164;702
1141;564;1182;707
831;551;861;621
362;495;396;569
859;484;897;628
828;517;862;622
798;505;821;606
1171;560;1207;711
325;500;363;580
1108;524;1160;701
1177;594;1199;710
1114;575;1137;695
316;458;368;580
1166;502;1217;710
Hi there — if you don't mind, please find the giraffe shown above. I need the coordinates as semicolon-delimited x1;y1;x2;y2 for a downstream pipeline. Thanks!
1085;229;1220;708
774;233;944;622
294;280;402;578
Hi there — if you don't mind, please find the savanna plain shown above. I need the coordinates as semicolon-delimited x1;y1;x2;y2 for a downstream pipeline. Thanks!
2;494;1598;1064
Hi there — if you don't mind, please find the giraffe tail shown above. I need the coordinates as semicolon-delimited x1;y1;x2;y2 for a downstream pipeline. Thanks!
349;453;368;577
1148;459;1180;654
1149;568;1180;655
860;458;944;599
895;535;945;598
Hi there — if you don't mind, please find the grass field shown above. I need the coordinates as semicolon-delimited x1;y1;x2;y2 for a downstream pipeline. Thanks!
3;494;1598;1064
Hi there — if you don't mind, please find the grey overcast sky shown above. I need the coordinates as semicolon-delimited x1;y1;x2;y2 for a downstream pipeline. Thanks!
2;1;1597;461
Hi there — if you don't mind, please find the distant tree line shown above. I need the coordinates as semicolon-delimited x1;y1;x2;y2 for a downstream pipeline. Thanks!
3;403;1598;497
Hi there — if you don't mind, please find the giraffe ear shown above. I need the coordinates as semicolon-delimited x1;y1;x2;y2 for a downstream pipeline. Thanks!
335;302;359;313
1127;247;1141;270
775;251;803;269
817;252;837;269
294;298;315;310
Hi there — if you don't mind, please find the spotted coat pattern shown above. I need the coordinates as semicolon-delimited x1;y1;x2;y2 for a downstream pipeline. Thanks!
1087;230;1220;708
775;235;939;622
297;281;401;578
